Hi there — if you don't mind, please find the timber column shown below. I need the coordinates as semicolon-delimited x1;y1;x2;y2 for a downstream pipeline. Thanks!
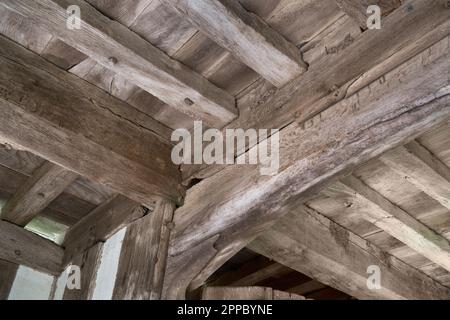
113;197;176;300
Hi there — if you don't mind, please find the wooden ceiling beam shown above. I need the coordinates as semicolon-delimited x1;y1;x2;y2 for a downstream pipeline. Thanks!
248;205;450;300
1;162;78;226
380;141;450;210
338;175;450;272
0;35;184;207
162;0;307;87
182;0;450;183
162;34;450;298
63;195;144;265
0;220;63;275
334;0;403;29
1;0;236;128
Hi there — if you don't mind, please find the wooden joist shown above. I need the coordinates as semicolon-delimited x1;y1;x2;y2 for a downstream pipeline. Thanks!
1;0;236;128
0;259;18;300
162;34;450;298
0;220;63;275
211;257;290;287
0;35;184;207
182;0;450;183
338;175;450;272
334;0;403;29
63;195;144;265
1;162;78;226
113;198;175;300
163;0;307;87
202;286;305;300
248;205;450;300
380;141;450;210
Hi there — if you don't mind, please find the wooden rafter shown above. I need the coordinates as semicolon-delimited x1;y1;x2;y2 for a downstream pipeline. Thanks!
63;195;144;265
162;33;450;298
1;0;237;128
380;141;450;210
0;220;63;275
1;162;78;226
182;0;450;182
162;0;307;87
338;175;450;272
248;205;450;300
0;35;184;207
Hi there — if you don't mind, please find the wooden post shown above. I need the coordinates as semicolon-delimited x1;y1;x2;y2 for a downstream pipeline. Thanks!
113;198;175;300
0;259;18;300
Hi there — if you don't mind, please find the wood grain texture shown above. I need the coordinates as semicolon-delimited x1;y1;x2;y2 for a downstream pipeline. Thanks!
1;0;237;128
338;175;450;272
113;198;175;300
248;205;450;300
63;195;144;265
1;162;78;226
202;286;305;300
380;142;450;210
0;220;63;275
63;243;103;300
163;34;450;298
163;0;307;87
0;35;184;206
335;0;403;29
0;259;18;300
182;0;450;183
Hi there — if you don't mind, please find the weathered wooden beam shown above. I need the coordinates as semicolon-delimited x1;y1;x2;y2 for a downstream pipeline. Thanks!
211;257;290;287
334;0;403;29
380;141;450;210
1;0;236;128
338;175;450;272
0;259;18;300
248;205;450;300
182;0;450;183
63;195;144;265
163;0;307;87
62;243;103;300
162;34;450;298
0;35;184;206
0;220;63;275
1;162;78;226
113;198;175;300
202;286;305;300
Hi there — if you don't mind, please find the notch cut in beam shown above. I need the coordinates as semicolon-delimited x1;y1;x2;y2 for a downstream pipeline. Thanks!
2;0;237;128
1;162;78;226
163;0;307;87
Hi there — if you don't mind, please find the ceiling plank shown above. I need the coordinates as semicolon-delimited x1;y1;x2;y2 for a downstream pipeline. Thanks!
63;195;144;265
0;220;63;275
182;0;450;183
162;0;307;87
1;0;236;128
162;34;450;298
338;175;450;272
0;35;184;206
1;162;78;226
380;141;450;210
248;205;450;300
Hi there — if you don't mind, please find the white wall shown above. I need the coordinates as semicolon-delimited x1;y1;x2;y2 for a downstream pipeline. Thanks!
8;266;54;300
